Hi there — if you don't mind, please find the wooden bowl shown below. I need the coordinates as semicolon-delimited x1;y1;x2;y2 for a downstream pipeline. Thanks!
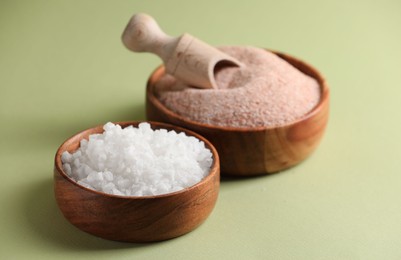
54;121;220;243
146;50;329;176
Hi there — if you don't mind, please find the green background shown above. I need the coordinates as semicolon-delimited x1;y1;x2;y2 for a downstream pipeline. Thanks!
1;0;400;259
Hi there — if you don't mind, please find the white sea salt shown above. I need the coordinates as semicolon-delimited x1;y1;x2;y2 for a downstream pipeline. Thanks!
61;122;213;196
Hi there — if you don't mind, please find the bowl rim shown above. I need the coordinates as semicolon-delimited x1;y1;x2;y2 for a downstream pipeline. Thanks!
54;121;220;199
146;49;330;132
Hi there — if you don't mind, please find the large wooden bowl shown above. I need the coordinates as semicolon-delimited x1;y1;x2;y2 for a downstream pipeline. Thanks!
146;50;329;176
54;121;220;243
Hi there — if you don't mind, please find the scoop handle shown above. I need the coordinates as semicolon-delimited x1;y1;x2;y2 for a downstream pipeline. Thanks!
122;13;176;62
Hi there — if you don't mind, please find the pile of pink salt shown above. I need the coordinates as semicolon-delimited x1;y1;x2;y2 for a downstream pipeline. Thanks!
154;46;320;128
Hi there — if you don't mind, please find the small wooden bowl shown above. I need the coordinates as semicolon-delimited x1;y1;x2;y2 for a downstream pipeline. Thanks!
54;121;220;243
146;50;329;176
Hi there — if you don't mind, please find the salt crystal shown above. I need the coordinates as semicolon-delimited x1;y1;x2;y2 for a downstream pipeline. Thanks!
61;152;72;164
61;123;213;196
62;163;72;176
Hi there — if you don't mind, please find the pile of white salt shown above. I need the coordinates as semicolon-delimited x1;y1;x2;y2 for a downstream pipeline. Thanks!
154;46;321;128
61;122;213;196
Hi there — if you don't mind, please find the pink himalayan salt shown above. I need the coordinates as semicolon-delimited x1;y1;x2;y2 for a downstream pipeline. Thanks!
154;46;320;128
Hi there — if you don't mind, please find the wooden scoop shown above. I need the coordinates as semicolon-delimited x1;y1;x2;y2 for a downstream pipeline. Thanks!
122;13;242;89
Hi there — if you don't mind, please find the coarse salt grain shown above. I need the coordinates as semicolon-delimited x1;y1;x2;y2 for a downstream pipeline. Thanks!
61;122;213;196
154;46;321;128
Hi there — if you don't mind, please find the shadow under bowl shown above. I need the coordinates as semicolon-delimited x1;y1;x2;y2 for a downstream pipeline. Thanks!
54;121;220;243
146;50;329;176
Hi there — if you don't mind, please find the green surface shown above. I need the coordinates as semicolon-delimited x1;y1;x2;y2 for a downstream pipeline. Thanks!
1;0;401;259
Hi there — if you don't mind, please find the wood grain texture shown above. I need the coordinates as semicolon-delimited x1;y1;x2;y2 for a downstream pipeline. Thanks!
122;13;241;89
54;121;220;243
146;50;329;176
